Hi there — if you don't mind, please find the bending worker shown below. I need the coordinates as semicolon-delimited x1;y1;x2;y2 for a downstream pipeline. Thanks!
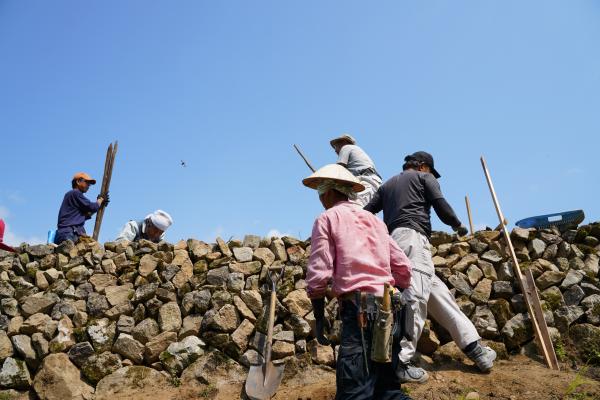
365;151;496;383
55;172;108;244
330;134;382;207
303;163;413;400
115;210;173;243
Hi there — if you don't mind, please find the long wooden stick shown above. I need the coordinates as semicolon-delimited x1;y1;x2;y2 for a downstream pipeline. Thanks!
93;141;118;241
480;156;559;370
465;195;475;236
293;144;316;172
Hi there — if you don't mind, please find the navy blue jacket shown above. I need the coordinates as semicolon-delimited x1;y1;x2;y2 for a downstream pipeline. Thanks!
56;189;100;235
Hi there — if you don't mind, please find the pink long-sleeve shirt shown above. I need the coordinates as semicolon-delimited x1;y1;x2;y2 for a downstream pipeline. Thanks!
306;201;412;299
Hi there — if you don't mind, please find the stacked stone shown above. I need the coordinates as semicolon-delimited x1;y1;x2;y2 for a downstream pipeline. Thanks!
420;222;600;358
0;222;599;396
0;233;332;396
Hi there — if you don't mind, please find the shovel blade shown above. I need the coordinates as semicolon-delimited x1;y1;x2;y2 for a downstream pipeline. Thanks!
245;362;285;400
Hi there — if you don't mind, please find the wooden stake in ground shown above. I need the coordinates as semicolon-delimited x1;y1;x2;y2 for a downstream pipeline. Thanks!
93;141;118;241
465;195;475;236
480;156;559;370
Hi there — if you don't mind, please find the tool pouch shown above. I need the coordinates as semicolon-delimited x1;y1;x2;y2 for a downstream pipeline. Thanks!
371;307;393;363
392;291;414;342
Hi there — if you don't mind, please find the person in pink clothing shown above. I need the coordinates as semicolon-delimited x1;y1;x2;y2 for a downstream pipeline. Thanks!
303;163;413;400
0;219;16;253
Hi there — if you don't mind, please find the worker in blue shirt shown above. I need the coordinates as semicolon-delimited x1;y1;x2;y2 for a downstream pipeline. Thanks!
55;172;109;244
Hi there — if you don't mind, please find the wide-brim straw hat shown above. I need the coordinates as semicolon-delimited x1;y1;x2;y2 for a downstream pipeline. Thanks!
329;134;356;148
302;164;365;193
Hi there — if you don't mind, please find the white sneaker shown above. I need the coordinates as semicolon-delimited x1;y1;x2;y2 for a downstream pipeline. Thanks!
465;343;497;372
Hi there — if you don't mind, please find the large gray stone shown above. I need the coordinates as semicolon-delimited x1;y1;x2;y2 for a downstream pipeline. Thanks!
501;313;533;349
232;247;253;262
282;289;312;316
201;304;239;333
554;305;584;333
0;357;31;389
158;302;182;332
160;336;205;376
95;366;168;400
561;269;584;289
20;292;60;317
87;318;117;353
68;342;95;368
206;266;230;286
563;285;585;306
32;353;94;400
81;352;122;384
240;290;263;316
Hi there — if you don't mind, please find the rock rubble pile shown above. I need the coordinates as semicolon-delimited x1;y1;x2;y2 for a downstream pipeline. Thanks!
0;222;599;398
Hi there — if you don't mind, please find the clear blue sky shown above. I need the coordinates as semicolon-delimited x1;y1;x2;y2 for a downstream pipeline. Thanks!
1;1;598;245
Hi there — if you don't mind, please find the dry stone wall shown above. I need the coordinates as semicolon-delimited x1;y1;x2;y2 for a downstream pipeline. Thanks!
0;222;599;397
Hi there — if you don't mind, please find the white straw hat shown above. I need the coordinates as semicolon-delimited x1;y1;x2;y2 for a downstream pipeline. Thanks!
302;164;365;192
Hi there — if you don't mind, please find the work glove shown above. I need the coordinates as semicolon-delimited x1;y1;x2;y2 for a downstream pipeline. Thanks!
454;224;468;237
98;192;110;207
311;298;331;346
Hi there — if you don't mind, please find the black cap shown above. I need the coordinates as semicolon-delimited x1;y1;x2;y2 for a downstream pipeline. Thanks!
405;151;441;178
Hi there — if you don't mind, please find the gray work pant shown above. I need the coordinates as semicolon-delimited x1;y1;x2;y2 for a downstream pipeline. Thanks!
352;174;382;208
391;227;480;363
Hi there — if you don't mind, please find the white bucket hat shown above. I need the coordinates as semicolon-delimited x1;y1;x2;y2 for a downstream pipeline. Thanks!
302;164;365;193
146;210;173;231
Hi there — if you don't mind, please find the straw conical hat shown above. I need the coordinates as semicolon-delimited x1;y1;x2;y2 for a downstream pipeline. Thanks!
329;134;356;148
302;164;365;192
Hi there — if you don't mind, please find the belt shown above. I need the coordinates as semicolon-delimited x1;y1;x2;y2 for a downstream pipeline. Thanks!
356;167;381;179
339;291;382;302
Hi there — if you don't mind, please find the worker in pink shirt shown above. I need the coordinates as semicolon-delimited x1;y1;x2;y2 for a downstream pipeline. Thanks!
303;163;413;400
0;219;16;253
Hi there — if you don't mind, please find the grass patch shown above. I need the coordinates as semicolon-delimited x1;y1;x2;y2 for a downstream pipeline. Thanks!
565;366;595;400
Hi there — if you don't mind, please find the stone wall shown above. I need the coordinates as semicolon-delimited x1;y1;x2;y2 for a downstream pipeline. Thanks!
0;222;599;397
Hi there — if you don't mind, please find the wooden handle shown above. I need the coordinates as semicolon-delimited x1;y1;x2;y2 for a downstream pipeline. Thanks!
382;283;391;311
465;195;475;236
264;290;277;363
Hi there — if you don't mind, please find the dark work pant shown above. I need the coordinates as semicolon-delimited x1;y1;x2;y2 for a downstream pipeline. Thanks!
54;227;79;244
336;300;412;400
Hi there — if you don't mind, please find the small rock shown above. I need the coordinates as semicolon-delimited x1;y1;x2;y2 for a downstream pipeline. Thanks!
307;339;334;366
144;331;178;363
282;289;312;316
68;342;95;368
233;247;253;263
113;334;144;364
535;271;565;290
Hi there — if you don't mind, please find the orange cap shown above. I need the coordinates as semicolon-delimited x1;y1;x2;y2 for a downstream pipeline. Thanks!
73;172;97;185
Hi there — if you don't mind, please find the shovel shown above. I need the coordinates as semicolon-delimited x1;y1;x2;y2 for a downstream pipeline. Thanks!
245;265;286;400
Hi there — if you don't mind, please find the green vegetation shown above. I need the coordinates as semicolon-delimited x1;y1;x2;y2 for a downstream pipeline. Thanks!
554;339;566;362
564;367;594;400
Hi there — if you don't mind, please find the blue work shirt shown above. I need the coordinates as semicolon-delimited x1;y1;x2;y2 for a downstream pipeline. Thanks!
56;189;100;236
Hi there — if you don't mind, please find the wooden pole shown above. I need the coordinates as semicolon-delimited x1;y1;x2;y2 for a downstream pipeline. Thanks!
293;144;316;172
93;141;118;241
480;156;559;370
465;195;475;236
